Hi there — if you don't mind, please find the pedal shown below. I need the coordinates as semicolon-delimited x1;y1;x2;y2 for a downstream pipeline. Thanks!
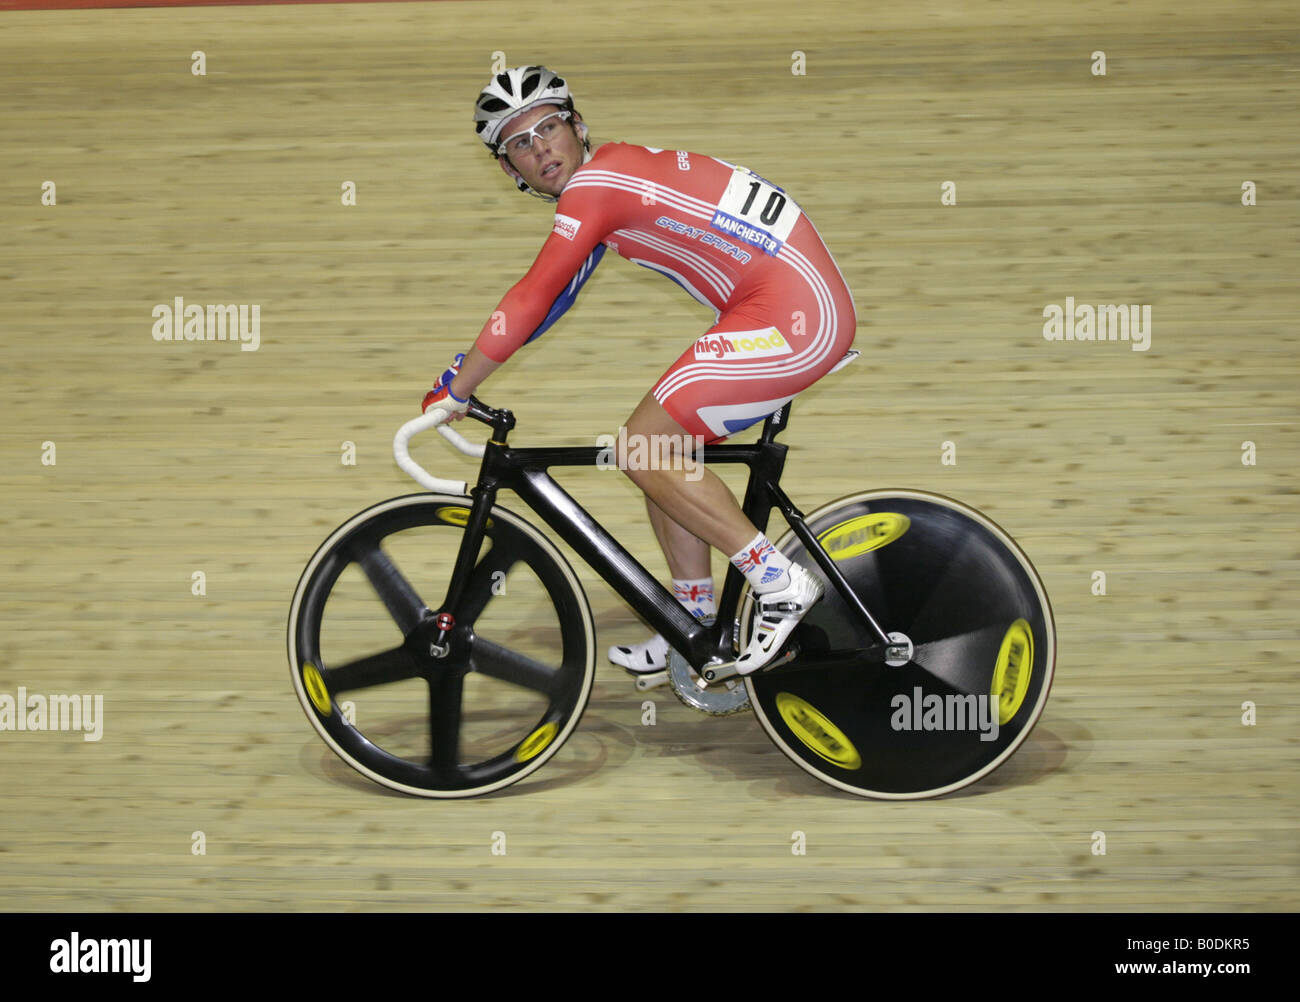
632;669;669;691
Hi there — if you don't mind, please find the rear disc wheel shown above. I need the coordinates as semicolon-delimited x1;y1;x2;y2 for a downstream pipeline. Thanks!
742;490;1055;799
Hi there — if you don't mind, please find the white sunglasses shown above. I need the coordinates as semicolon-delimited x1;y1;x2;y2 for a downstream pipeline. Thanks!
498;110;573;157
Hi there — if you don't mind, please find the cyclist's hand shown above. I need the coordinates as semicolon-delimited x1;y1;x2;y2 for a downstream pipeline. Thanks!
422;353;470;423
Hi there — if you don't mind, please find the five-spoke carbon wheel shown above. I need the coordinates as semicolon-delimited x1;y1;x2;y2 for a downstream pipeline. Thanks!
288;494;596;798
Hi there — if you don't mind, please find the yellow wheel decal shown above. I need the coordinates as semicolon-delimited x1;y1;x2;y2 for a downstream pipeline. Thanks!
302;662;332;716
991;619;1034;725
817;513;910;561
515;721;558;763
776;692;862;770
435;506;492;528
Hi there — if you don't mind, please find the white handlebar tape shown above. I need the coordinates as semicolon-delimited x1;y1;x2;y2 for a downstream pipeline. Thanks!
393;409;484;495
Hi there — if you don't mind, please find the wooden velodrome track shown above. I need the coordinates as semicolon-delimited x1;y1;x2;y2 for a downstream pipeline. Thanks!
1;0;1296;912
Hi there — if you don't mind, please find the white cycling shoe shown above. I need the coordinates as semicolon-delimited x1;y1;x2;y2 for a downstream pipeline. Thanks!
608;633;670;674
735;565;824;675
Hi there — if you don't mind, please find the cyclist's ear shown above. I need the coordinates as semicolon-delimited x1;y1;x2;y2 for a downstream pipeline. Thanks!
498;156;524;183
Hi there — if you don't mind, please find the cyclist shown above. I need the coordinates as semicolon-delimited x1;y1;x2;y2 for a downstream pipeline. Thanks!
422;65;857;675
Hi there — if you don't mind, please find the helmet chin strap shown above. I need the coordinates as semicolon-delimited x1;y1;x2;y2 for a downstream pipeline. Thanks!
519;181;557;202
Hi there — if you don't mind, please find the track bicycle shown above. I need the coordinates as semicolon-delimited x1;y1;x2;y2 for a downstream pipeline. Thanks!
287;351;1055;798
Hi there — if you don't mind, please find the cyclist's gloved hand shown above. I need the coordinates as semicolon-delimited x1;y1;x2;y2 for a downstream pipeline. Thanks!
422;353;470;421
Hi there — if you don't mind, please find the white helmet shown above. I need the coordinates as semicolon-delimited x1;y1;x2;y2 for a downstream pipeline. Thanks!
474;65;574;151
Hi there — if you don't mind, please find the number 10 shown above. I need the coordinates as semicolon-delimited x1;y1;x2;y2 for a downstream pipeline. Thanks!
740;181;787;225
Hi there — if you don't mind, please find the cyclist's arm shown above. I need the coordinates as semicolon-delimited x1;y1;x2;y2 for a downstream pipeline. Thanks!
451;242;605;401
451;193;611;400
448;346;501;402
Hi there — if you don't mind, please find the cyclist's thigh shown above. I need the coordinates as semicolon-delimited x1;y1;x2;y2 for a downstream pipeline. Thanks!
652;268;856;442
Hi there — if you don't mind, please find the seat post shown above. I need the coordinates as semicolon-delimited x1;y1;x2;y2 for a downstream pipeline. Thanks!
759;401;791;443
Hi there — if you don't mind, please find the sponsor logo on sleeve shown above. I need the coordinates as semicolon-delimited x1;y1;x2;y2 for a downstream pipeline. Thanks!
553;213;582;241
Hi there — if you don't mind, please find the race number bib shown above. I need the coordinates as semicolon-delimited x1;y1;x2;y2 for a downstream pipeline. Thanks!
709;167;802;256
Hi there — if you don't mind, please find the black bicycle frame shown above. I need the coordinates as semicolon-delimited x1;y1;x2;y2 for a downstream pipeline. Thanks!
440;397;890;671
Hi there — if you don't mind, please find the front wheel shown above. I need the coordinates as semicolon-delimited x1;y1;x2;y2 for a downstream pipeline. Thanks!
741;490;1055;799
287;493;596;798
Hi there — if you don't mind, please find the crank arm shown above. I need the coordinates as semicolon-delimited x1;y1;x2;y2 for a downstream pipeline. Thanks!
633;669;669;691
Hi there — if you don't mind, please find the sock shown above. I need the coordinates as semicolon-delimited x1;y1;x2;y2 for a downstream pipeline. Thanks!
672;577;716;619
610;577;715;672
730;533;792;592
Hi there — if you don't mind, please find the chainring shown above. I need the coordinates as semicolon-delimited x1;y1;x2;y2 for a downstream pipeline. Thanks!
665;619;751;716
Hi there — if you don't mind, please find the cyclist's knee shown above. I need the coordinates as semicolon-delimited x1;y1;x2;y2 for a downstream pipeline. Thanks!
614;429;700;483
616;412;706;487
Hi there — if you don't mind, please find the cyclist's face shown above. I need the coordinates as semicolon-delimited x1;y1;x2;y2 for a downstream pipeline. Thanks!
498;105;585;197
